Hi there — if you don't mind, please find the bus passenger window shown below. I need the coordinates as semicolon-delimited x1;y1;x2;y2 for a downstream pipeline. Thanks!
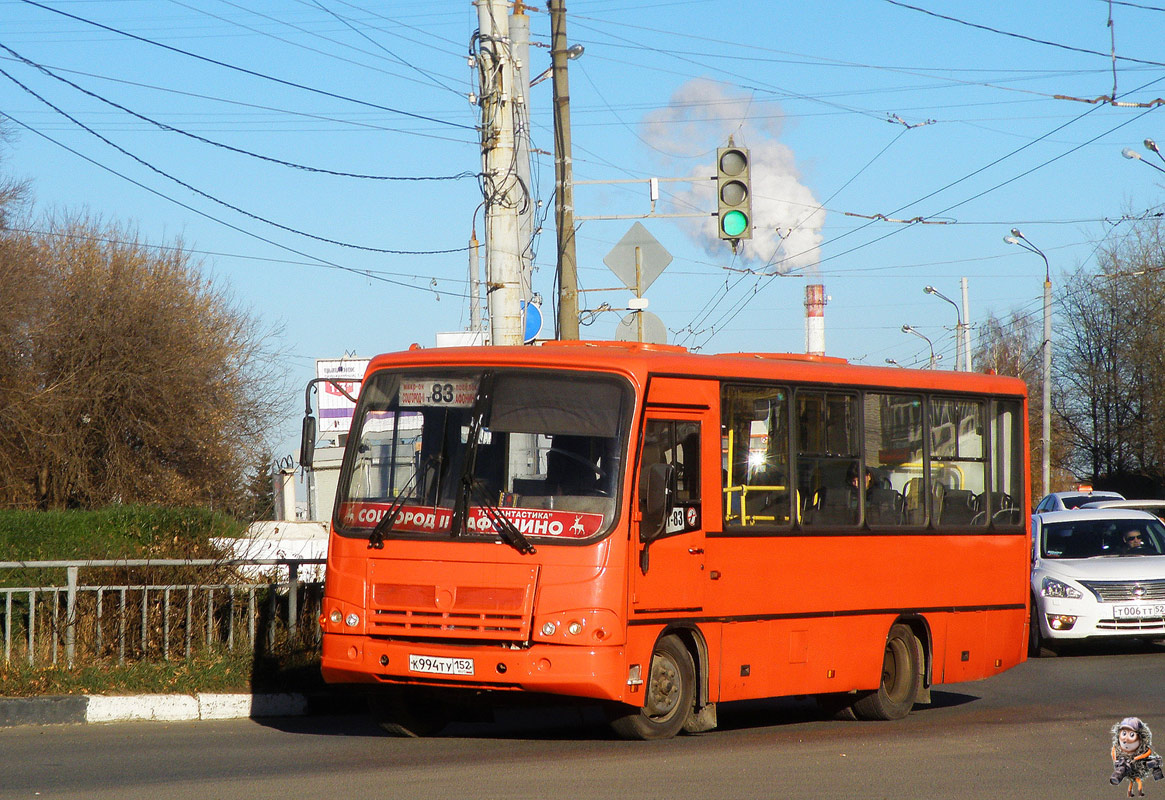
930;398;986;528
863;393;924;527
721;384;790;527
796;390;859;528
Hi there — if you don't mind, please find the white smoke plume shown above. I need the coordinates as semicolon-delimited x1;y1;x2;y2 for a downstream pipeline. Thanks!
640;79;823;273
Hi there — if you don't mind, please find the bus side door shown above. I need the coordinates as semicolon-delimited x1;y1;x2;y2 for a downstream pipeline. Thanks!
631;383;712;613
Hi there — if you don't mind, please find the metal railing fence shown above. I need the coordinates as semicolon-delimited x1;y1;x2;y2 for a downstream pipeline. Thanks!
0;559;326;668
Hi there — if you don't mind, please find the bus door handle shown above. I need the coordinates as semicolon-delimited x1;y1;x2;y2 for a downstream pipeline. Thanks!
688;547;704;555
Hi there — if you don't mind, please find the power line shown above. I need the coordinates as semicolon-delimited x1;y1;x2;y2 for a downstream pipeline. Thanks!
883;0;1165;69
1;64;468;255
0;53;477;144
2;111;466;299
171;0;468;98
0;43;477;182
16;0;477;131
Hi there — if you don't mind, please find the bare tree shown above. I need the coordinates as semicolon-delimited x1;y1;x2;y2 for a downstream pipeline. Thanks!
972;308;1065;497
0;212;287;510
1056;219;1165;492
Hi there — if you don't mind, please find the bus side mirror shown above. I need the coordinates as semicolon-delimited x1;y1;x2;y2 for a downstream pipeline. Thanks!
300;414;317;469
641;462;674;542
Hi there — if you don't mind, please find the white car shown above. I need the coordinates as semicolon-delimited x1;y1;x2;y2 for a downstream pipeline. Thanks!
1030;508;1165;656
1080;498;1165;521
1034;490;1124;513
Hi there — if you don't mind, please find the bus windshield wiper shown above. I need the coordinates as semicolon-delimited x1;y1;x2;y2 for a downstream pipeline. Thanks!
463;476;536;555
367;464;424;549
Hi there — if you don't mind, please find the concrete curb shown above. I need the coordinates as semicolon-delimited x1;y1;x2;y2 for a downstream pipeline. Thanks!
0;692;309;727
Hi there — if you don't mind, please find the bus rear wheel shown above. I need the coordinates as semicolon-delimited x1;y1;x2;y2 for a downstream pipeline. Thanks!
608;636;695;740
851;623;921;721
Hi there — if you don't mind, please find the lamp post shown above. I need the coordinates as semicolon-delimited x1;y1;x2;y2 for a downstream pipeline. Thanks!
1004;228;1052;496
901;324;937;369
885;358;903;368
1122;139;1165;175
923;285;968;371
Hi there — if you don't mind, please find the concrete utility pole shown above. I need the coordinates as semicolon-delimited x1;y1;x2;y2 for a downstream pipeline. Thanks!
550;0;579;339
476;0;524;345
509;5;535;303
469;228;483;336
961;277;972;372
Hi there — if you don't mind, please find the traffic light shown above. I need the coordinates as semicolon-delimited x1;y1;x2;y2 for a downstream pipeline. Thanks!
716;145;752;243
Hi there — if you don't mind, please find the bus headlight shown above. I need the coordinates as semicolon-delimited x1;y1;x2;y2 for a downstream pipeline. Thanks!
345;613;361;627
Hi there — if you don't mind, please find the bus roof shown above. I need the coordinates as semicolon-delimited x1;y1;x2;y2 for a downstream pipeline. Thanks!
370;340;1028;397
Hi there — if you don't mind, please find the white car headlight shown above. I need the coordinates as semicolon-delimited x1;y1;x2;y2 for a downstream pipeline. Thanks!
1041;576;1083;599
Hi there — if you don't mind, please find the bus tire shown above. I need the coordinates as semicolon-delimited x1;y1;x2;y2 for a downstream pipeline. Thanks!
368;689;450;738
852;623;920;721
608;636;695;740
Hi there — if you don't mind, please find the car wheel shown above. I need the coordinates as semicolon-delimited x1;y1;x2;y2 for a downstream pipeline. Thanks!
1028;599;1057;658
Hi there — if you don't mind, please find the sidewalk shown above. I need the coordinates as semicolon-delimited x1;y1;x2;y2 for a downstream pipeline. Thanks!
0;692;313;727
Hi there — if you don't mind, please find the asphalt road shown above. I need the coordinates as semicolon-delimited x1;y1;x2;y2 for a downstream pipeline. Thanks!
2;642;1162;800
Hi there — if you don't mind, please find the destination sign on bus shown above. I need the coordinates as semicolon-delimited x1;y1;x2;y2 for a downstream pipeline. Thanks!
339;501;604;539
399;377;478;408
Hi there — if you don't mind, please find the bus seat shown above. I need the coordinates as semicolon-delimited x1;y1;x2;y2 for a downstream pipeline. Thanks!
812;485;858;525
902;477;926;525
939;488;976;526
867;487;903;525
548;435;601;495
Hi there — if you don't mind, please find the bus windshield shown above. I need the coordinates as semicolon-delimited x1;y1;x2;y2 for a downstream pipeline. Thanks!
334;369;630;544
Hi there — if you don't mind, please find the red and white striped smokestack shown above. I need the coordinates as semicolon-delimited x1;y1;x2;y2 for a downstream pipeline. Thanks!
805;284;826;356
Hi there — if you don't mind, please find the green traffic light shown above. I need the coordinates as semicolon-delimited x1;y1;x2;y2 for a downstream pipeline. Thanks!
721;209;748;238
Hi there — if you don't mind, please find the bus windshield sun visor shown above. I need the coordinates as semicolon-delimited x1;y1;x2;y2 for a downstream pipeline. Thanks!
488;376;623;436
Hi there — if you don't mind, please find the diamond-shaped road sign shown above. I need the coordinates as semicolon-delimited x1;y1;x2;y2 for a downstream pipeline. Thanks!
603;222;672;293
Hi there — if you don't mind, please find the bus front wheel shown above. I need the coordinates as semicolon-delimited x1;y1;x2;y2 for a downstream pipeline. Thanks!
851;623;921;721
608;636;695;740
369;689;451;738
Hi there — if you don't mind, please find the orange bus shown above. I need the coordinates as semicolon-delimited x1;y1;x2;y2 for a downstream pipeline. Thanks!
302;340;1030;739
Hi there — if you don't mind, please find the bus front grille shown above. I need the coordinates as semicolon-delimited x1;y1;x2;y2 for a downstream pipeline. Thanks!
366;560;539;642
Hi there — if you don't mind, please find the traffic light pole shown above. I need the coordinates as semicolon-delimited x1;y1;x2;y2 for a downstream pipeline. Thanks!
550;0;579;340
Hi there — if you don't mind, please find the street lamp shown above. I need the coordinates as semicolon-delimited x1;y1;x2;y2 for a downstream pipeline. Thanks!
923;285;968;371
530;43;583;86
1004;227;1052;497
1121;140;1165;175
885;358;903;368
901;324;937;369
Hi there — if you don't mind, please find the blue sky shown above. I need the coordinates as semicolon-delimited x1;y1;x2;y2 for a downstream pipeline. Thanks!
4;0;1165;460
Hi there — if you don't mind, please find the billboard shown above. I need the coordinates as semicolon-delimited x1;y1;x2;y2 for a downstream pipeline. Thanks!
316;358;369;433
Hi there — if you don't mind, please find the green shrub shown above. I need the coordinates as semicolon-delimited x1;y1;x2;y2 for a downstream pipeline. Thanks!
0;506;246;561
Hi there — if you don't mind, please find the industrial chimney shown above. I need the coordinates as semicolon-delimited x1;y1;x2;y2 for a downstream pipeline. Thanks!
805;284;827;356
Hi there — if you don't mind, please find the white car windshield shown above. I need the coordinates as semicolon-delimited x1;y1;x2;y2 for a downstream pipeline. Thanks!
1042;518;1165;558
